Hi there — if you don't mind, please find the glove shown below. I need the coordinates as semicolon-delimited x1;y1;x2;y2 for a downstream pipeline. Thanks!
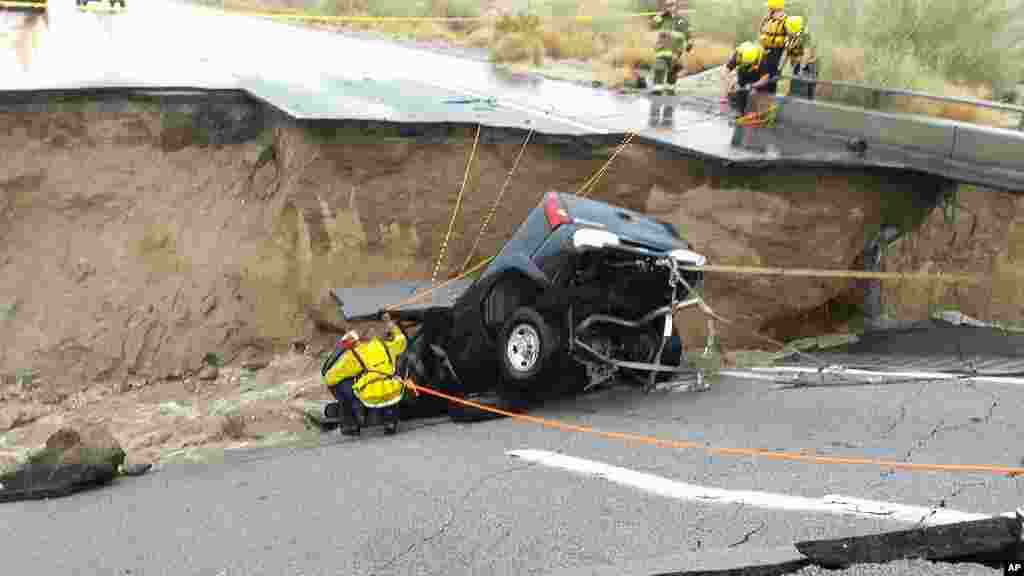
719;98;730;114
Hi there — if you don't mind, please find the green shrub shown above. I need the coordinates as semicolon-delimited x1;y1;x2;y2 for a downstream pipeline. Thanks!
692;0;1021;101
859;0;1015;87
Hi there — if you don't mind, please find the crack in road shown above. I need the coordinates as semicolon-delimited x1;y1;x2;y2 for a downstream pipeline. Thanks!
901;386;1000;463
727;519;766;548
367;438;573;576
366;462;534;576
884;382;929;437
932;480;989;511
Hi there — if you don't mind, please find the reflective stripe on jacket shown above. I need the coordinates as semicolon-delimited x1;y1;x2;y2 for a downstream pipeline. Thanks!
652;12;690;54
785;30;816;64
759;12;788;49
324;325;408;408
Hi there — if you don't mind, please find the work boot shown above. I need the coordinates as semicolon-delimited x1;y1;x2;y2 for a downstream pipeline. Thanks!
648;103;661;128
385;406;400;435
339;399;361;436
661;106;675;127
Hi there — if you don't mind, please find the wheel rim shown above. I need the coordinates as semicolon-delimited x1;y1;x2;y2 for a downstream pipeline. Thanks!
506;324;540;374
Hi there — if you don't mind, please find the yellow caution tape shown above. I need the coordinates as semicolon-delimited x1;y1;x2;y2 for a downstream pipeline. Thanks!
681;264;985;284
0;1;47;8
211;5;660;23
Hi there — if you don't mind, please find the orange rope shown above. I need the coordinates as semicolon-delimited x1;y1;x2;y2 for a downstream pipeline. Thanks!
406;380;1024;477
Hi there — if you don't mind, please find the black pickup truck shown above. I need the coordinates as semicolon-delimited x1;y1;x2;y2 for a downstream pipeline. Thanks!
332;191;710;411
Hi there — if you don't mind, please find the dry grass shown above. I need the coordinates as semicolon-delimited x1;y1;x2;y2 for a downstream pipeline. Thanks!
815;45;1018;129
686;38;733;74
492;31;546;65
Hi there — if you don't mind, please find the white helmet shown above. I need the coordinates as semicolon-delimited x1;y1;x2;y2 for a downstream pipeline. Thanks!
339;330;360;349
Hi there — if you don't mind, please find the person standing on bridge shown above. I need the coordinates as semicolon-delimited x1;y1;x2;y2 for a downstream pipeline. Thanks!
756;0;789;101
783;15;818;100
322;312;408;436
720;42;772;117
648;0;694;127
650;0;694;96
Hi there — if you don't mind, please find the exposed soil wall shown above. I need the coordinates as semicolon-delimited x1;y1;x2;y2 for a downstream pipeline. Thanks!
1;91;1020;409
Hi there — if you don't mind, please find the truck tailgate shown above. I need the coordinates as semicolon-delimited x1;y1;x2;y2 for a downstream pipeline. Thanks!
330;279;474;321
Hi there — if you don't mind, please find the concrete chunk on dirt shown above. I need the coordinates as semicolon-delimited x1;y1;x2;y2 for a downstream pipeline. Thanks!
0;425;126;503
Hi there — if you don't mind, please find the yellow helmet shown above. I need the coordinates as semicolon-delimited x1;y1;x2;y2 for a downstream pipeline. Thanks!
736;41;763;68
766;0;784;10
785;15;803;35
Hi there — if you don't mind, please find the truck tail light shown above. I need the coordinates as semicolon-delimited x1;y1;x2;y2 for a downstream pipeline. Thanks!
544;192;572;231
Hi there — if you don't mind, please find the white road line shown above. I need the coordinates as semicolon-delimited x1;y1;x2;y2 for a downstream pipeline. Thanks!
508;450;1014;527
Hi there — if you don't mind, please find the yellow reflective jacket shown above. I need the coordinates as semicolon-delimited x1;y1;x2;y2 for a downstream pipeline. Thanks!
759;11;788;50
785;30;817;65
324;326;407;408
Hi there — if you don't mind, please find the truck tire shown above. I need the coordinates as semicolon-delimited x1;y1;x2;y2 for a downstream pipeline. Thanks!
498;306;557;388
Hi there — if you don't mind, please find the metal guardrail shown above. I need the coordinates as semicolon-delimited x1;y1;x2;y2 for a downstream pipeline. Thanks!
780;74;1024;131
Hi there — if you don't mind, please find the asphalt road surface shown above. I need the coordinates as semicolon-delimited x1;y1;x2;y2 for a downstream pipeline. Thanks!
4;373;1023;575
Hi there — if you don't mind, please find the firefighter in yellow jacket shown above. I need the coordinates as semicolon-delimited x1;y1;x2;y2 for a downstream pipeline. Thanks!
757;0;789;98
783;15;817;100
323;312;407;436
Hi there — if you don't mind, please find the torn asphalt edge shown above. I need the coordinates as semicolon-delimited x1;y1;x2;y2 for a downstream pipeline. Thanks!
543;514;1023;576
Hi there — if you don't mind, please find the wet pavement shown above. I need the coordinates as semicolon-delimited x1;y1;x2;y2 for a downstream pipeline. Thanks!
6;0;1024;191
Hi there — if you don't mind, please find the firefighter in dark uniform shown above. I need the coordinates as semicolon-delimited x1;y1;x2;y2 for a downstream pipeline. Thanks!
720;42;771;117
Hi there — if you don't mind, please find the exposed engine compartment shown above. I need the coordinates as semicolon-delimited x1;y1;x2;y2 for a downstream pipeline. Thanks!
568;250;695;389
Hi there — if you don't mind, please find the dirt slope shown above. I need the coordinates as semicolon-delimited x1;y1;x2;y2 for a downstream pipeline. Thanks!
0;92;1021;462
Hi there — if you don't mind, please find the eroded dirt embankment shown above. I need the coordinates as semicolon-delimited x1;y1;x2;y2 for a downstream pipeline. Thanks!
1;92;1022;463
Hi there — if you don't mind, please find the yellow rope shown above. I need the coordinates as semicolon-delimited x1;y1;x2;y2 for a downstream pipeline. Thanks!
459;128;535;275
431;124;481;284
577;132;636;198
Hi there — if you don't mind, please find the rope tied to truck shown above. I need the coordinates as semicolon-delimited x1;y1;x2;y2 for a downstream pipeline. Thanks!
431;123;481;285
460;127;535;275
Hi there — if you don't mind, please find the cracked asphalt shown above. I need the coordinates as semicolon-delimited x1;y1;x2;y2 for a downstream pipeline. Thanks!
4;373;1023;575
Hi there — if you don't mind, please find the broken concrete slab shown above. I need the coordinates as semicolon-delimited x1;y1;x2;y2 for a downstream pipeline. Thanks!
543;546;810;576
794;515;1020;568
292;399;340;431
120;462;153;477
0;425;126;503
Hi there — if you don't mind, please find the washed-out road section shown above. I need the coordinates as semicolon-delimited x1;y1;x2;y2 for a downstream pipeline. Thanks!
4;373;1023;575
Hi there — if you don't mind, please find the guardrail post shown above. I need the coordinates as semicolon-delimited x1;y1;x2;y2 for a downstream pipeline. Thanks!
869;90;881;111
